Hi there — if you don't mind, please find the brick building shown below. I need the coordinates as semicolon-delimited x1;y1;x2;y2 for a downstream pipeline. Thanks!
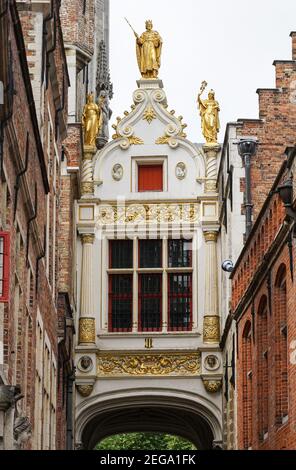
232;147;296;449
0;0;74;449
219;32;296;449
0;0;111;450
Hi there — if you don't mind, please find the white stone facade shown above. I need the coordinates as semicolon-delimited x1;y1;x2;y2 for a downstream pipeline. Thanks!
75;79;223;449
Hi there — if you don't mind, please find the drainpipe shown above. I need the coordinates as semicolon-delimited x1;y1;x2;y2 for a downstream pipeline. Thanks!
237;139;257;238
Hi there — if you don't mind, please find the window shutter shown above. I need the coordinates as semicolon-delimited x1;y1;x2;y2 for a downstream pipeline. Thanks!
138;164;163;191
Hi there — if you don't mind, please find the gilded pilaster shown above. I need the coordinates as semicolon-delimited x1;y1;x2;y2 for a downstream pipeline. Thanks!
203;230;220;343
79;233;96;344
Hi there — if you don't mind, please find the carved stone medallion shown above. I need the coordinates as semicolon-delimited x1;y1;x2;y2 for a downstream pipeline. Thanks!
112;163;123;181
175;162;187;180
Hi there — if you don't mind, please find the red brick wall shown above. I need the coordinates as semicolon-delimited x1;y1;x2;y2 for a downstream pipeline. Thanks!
60;0;95;56
237;34;296;223
236;242;296;450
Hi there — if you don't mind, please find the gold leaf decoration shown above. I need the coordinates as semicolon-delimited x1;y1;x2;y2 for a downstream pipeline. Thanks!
155;135;170;144
97;352;201;377
128;135;144;145
143;106;157;124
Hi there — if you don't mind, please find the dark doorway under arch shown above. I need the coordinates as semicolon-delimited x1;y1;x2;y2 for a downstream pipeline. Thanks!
81;404;215;450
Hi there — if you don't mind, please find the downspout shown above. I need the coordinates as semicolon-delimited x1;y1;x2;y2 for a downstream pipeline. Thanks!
13;132;29;221
237;139;257;239
26;184;38;265
42;0;54;85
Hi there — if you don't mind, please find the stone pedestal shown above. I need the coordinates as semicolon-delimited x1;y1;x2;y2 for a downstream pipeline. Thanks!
136;78;163;90
81;145;96;197
203;231;220;343
203;143;221;193
79;233;96;344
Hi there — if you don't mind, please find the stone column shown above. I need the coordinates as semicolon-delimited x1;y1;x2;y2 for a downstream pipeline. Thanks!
81;145;96;197
203;144;221;193
79;233;96;344
203;230;220;343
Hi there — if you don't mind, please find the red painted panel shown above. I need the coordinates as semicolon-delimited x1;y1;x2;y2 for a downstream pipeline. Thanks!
138;164;163;191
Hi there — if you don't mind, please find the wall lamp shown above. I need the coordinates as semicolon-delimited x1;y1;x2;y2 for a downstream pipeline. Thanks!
277;176;296;237
277;176;296;221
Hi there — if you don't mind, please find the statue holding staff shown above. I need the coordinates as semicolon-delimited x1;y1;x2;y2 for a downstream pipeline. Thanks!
197;81;220;145
125;18;162;79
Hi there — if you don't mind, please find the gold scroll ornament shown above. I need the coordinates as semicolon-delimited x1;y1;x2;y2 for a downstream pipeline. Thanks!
203;315;220;343
79;318;95;344
97;352;201;377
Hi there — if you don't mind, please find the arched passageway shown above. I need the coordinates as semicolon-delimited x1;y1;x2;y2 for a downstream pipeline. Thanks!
77;393;221;450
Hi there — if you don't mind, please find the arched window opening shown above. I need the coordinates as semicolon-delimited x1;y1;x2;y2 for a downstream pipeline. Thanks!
257;295;268;440
242;320;252;449
274;264;288;424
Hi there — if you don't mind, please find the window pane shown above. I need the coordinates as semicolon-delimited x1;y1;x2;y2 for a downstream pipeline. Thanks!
139;240;162;268
168;239;192;267
138;164;163;191
110;240;133;268
168;273;192;331
139;274;162;331
109;275;132;332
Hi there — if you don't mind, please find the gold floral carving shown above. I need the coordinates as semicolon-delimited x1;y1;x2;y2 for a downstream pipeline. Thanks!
156;127;187;144
204;231;218;243
79;318;95;344
143;106;156;124
80;234;95;245
203;379;222;393
97;352;201;377
77;384;93;397
97;203;199;225
128;135;144;145
203;315;220;343
81;181;94;195
155;135;170;144
112;134;144;144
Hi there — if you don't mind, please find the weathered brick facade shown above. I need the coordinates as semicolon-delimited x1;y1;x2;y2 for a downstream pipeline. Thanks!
219;31;296;450
0;0;75;449
232;148;296;449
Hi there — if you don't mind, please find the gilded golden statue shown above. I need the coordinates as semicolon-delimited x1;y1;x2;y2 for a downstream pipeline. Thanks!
81;93;103;146
197;81;220;145
125;18;162;79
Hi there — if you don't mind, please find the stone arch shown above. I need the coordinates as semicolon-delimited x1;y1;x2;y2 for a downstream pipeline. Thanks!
76;388;222;450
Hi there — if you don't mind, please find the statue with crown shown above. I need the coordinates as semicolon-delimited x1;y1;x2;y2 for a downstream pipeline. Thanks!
125;18;162;79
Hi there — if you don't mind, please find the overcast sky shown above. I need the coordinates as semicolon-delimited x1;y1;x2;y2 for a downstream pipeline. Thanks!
109;0;296;142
